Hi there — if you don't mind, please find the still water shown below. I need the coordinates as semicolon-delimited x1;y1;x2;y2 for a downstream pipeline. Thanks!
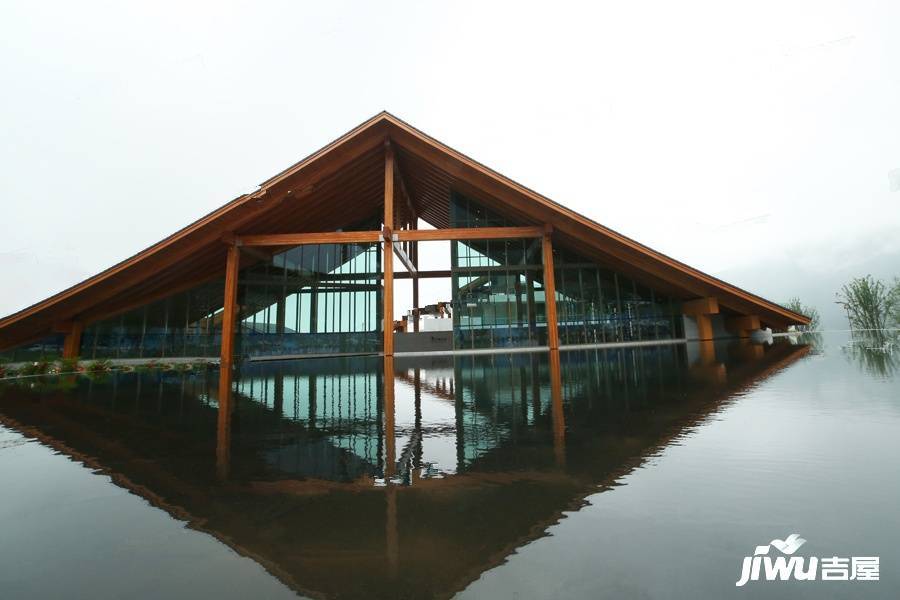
0;333;897;599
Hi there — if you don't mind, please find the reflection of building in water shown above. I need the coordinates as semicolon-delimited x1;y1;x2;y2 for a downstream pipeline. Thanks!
1;113;809;373
0;340;809;599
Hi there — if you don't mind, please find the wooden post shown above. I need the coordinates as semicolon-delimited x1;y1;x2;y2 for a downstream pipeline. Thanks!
383;143;395;356
542;227;560;350
275;296;286;335
695;314;714;341
219;244;240;401
683;297;719;341
725;315;760;339
62;321;83;359
412;221;419;333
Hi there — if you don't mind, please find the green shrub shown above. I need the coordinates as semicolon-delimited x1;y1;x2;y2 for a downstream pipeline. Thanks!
58;357;81;373
837;275;897;333
783;297;821;331
19;361;51;376
86;359;113;374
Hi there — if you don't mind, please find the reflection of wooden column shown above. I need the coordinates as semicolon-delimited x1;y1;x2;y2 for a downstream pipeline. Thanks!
454;360;465;472
413;368;422;476
698;339;717;365
549;349;565;467
383;144;395;356
273;373;284;415
385;484;399;579
308;375;317;430
219;244;241;403
735;338;765;360
62;321;83;359
542;227;560;350
216;386;232;481
690;339;727;384
383;355;396;479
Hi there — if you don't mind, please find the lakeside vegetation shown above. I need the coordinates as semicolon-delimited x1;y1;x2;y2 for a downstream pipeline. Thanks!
0;358;215;381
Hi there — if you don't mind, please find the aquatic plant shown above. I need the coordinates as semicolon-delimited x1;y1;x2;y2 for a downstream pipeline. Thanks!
782;298;820;331
0;363;15;379
86;359;113;374
19;360;51;376
836;275;898;335
58;357;81;373
842;335;898;378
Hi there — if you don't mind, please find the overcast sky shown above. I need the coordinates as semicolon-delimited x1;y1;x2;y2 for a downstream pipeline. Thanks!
2;1;898;327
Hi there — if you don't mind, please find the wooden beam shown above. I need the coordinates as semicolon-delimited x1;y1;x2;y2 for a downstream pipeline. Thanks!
385;142;395;230
392;241;417;275
219;244;241;399
397;269;449;280
383;145;395;356
394;226;543;242
62;321;83;359
237;231;381;247
542;229;560;350
682;297;719;316
394;153;417;221
239;246;274;262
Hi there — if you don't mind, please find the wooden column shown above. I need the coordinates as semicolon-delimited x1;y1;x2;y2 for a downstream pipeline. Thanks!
726;315;760;339
219;243;241;401
275;296;286;334
62;321;83;359
383;144;395;356
411;221;419;333
542;227;560;350
683;297;719;341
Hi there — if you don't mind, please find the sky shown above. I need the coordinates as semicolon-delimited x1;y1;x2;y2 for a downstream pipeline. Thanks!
1;0;899;328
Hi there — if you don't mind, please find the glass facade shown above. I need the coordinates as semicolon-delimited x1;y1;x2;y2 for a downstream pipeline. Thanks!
3;193;687;362
77;240;382;360
236;241;382;358
81;278;226;359
450;193;683;349
0;334;65;363
554;247;683;345
451;238;547;349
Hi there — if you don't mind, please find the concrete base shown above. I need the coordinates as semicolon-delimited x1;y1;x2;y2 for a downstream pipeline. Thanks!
393;331;453;353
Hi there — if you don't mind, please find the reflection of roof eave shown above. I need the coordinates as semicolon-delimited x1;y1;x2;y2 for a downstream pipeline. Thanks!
0;342;811;599
445;342;812;596
0;412;317;599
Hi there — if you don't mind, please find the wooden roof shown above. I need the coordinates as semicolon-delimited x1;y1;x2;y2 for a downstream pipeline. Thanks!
0;112;808;349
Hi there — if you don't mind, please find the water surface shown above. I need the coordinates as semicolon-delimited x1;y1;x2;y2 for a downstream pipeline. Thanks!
1;333;897;599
